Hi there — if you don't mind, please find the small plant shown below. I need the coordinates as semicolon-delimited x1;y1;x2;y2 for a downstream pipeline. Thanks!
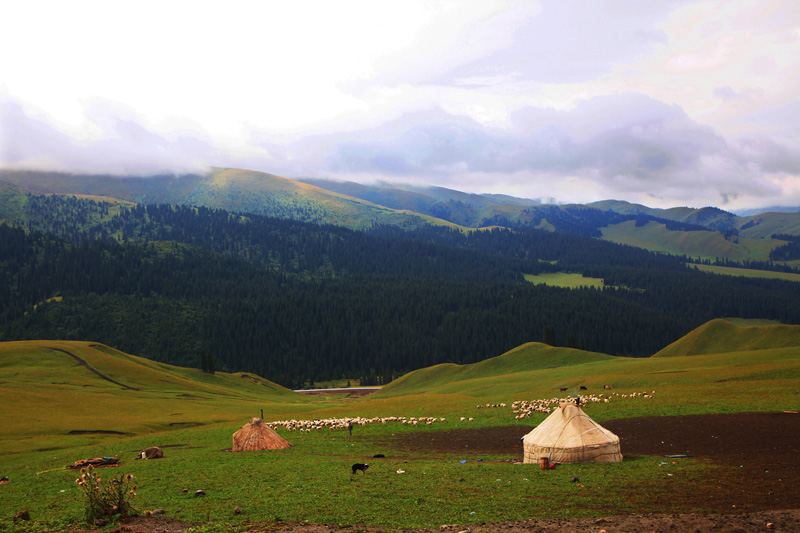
75;465;137;525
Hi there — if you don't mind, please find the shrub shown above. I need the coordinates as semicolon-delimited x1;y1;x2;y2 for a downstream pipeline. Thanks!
75;465;137;525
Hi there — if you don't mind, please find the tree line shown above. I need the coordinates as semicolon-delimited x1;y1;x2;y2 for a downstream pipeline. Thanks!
2;196;800;388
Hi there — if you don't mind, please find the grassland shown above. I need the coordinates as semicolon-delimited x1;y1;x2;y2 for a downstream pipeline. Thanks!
1;321;799;530
523;272;605;289
689;263;800;282
601;220;784;261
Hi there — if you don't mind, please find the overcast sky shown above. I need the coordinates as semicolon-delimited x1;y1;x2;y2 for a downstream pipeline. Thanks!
2;0;799;209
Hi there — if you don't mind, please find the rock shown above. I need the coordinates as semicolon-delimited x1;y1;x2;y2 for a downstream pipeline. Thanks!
234;507;242;514
152;509;165;515
181;488;189;493
767;523;775;529
194;490;206;497
595;518;609;524
0;476;9;485
570;477;580;482
13;510;29;522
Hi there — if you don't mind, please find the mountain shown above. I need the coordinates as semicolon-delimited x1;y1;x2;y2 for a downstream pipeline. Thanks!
0;168;459;231
734;206;800;217
4;167;800;264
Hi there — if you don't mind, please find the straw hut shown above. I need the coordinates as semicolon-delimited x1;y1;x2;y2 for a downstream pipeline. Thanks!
232;417;292;451
521;403;621;463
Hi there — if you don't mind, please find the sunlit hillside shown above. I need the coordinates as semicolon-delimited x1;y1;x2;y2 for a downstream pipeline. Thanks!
653;318;800;357
0;340;307;453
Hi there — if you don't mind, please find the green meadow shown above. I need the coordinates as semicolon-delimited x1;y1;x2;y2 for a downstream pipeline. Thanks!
601;220;784;262
523;272;605;289
1;320;800;531
689;263;800;282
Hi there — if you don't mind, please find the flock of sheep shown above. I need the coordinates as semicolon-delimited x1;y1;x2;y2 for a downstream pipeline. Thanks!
511;391;656;420
266;389;656;431
267;415;446;432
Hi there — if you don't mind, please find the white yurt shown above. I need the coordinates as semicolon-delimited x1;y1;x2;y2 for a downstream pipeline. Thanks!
522;403;622;463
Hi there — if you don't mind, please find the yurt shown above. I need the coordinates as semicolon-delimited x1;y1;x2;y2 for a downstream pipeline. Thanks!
232;417;293;451
522;403;621;463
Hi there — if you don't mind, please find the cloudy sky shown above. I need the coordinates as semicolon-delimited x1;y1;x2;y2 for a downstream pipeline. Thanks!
2;0;799;209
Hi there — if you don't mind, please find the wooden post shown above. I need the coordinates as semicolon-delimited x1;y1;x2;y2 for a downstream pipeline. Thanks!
260;408;263;420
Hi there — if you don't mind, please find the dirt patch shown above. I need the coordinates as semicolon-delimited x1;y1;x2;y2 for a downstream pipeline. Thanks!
389;412;800;514
68;430;131;436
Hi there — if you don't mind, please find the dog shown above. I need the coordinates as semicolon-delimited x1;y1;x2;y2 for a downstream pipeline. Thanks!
351;463;369;474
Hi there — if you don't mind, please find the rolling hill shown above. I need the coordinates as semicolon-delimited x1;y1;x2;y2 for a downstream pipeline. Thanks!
0;340;304;453
374;318;800;404
653;318;800;357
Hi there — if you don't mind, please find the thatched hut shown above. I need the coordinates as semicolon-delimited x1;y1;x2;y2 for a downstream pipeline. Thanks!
232;417;292;451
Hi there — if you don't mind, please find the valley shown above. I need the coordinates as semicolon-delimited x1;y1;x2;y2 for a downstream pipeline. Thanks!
1;167;799;531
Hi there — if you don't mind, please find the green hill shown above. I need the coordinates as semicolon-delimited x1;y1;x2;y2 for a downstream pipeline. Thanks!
375;343;615;398
373;319;800;405
653;318;800;357
0;340;304;453
601;220;785;261
738;211;800;238
0;168;460;231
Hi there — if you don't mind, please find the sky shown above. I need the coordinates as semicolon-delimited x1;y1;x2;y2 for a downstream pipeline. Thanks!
1;0;799;210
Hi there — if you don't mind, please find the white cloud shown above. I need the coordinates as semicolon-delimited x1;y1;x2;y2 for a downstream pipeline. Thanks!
1;0;799;209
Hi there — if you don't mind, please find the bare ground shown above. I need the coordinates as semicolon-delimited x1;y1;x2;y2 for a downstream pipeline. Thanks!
67;412;800;533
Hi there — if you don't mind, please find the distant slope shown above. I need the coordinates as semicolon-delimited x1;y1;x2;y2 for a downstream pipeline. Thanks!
190;168;457;229
601;220;785;261
737;212;800;239
373;319;800;402
6;168;800;260
0;179;27;224
0;169;203;204
0;168;459;231
375;343;613;398
653;319;800;357
0;340;305;451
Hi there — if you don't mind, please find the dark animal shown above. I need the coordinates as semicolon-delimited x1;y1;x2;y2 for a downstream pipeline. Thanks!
579;386;587;391
559;387;568;392
352;463;369;474
373;453;385;458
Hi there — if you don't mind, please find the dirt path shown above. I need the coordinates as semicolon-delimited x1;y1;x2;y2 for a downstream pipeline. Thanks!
48;346;137;390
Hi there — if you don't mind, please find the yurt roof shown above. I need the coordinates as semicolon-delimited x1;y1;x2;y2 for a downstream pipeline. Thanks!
522;403;619;449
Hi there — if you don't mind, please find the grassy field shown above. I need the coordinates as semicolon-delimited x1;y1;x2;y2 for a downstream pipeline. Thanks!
689;263;800;282
601;220;784;262
1;321;799;531
523;272;605;289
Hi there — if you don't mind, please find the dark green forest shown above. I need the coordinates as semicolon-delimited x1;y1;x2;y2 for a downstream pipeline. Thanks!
2;195;799;388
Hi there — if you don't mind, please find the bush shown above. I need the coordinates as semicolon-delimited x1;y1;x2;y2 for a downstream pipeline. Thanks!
75;465;137;525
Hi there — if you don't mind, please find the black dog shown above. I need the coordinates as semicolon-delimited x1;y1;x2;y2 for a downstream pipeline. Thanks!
352;463;369;474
